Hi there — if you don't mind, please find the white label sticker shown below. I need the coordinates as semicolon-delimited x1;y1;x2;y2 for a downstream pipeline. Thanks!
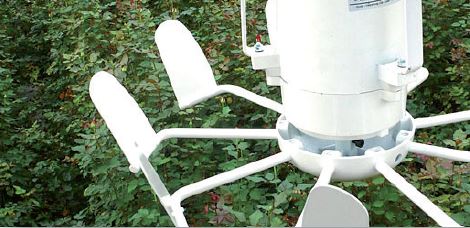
349;0;400;11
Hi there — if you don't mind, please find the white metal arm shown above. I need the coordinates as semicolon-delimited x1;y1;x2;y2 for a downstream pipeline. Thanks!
218;85;283;113
129;128;279;173
182;85;283;114
163;151;291;227
145;128;278;159
296;161;335;227
408;142;470;162
415;110;470;129
376;161;461;227
155;20;283;113
297;154;369;227
172;151;290;203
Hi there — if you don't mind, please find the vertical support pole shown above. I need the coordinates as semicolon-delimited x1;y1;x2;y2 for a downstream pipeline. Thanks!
404;0;424;71
240;0;251;56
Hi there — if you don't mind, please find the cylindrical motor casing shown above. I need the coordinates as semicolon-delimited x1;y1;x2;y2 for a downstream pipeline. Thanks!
276;0;416;140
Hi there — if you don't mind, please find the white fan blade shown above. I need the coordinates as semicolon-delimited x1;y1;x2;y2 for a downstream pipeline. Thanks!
89;71;158;170
155;20;218;109
298;185;369;227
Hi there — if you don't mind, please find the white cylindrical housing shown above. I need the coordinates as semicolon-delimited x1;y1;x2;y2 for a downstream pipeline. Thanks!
276;0;421;140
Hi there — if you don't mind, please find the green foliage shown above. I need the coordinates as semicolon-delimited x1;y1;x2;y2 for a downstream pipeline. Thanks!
0;0;468;226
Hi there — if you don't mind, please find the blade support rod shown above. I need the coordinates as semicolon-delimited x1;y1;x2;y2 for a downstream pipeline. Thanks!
315;155;338;186
409;142;470;162
376;161;461;227
155;128;278;142
149;128;278;157
132;128;278;173
137;154;181;225
316;162;335;186
172;151;291;202
218;85;284;114
184;85;284;114
415;110;470;129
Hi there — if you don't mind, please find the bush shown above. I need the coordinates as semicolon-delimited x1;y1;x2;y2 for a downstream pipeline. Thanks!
0;0;468;226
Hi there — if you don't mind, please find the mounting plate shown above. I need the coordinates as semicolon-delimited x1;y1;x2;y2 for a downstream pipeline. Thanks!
277;113;416;181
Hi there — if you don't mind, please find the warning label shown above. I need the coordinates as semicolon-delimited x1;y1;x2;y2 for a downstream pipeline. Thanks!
349;0;400;11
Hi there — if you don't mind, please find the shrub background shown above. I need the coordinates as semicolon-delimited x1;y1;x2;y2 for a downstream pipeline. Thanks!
0;0;469;226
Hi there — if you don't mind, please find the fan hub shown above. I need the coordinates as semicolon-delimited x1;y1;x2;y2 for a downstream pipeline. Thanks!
277;113;416;181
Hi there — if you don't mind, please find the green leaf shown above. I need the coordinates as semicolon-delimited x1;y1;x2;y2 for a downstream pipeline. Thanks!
373;200;384;208
90;52;99;62
128;179;139;193
464;205;470;213
353;181;369;187
245;176;265;183
274;192;288;207
231;210;246;222
372;177;385;185
13;185;26;195
385;211;395;222
265;172;275;181
249;210;264;226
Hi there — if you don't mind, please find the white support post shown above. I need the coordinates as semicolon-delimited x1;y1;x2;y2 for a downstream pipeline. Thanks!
171;151;291;203
375;161;461;227
408;142;470;162
415;110;470;129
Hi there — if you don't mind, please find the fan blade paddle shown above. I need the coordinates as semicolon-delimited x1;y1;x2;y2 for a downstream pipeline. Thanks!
155;20;218;109
297;185;369;227
89;71;158;171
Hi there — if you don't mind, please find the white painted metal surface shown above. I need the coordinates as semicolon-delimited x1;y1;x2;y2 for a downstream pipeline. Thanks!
272;0;425;140
89;71;158;171
299;185;370;227
415;110;470;129
155;20;217;109
88;0;470;226
297;151;369;227
404;0;424;71
172;152;291;203
277;114;415;180
409;142;470;162
155;20;283;113
376;161;461;227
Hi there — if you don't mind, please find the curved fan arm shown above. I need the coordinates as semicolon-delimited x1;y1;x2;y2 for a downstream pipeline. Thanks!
169;151;291;226
155;20;283;114
179;84;283;114
89;71;284;226
409;142;470;162
172;151;290;203
138;128;279;169
376;161;461;227
415;110;470;129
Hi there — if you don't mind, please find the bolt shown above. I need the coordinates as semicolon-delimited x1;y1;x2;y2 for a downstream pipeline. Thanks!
397;59;407;68
254;34;264;52
254;42;264;52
